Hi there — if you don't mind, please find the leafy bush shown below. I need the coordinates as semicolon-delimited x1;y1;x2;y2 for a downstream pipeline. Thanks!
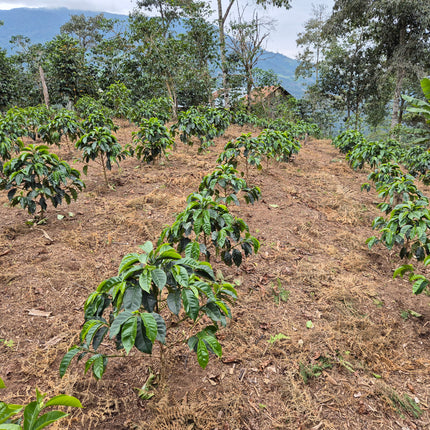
76;126;127;186
230;110;259;126
22;105;54;140
332;129;366;154
129;97;172;125
199;164;261;206
198;107;231;137
258;129;301;163
38;109;82;148
0;128;22;171
401;144;430;184
171;107;217;151
0;144;84;217
81;111;118;134
158;192;259;265
0;376;82;430
393;258;430;295
217;133;264;175
102;81;132;118
367;199;430;261
75;96;112;119
60;241;237;377
130;118;174;164
2;107;30;141
346;138;402;170
375;175;426;215
365;162;404;190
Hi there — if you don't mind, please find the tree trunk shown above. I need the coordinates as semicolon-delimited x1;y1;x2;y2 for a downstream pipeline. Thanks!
165;77;177;119
217;0;235;109
391;67;405;130
39;65;49;108
246;67;253;112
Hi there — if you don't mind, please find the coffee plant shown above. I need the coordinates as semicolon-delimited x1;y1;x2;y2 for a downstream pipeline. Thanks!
0;376;82;429
0;129;22;171
23;105;53;140
81;111;118;134
258;129;301;164
158;192;260;265
230;110;259;126
199;107;231;137
2;107;30;141
217;133;264;177
130;118;174;164
402;144;430;184
0;144;84;217
171;107;217;151
128;97;172;125
367;198;430;261
332;129;366;154
38;109;82;149
393;257;430;295
60;241;237;378
76;126;127;186
75;96;112;119
346;138;402;170
365;162;404;190
198;164;261;206
375;175;426;215
102;81;132;119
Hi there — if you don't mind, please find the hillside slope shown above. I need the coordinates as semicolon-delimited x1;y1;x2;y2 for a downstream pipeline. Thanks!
0;122;428;429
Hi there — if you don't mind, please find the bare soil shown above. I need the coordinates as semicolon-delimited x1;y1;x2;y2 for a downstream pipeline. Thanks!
0;122;429;430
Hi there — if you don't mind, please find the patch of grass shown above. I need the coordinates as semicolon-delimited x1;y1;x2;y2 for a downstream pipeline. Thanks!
271;278;290;305
299;356;333;384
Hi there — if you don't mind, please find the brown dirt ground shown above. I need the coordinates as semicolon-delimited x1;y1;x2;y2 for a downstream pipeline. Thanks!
0;121;429;430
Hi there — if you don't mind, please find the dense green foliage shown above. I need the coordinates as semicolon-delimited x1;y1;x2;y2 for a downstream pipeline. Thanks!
158;192;260;265
130;117;174;164
0;144;84;216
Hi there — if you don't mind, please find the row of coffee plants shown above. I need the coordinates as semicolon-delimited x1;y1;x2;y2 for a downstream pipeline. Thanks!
58;106;311;379
60;140;263;379
60;111;310;379
332;130;430;295
0;98;316;219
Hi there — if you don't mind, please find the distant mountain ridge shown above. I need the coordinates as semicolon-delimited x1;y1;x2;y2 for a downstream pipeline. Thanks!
0;7;308;97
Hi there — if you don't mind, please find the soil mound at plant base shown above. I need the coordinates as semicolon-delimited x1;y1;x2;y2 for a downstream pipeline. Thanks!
0;126;429;429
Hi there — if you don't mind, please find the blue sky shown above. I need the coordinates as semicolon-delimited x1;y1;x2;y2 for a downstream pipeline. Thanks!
0;0;334;58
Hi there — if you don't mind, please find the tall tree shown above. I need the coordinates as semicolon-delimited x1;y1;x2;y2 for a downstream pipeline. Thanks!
295;3;329;85
217;0;291;108
126;10;217;114
318;30;380;130
60;14;115;51
328;0;430;129
9;36;49;106
44;34;95;105
227;10;272;111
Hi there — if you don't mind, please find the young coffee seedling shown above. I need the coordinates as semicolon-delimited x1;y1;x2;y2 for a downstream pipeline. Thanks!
171;107;217;151
198;164;261;206
0;377;82;429
0;144;84;217
76;126;127;187
130;118;173;164
38;109;82;150
158;192;259;265
60;241;237;378
332;129;366;154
